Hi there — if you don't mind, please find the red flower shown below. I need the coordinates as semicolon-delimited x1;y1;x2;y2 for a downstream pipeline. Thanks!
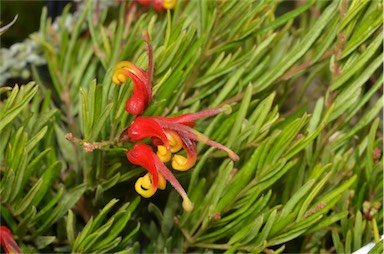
126;108;239;171
112;32;153;115
0;226;22;254
137;0;152;6
138;0;177;10
127;144;194;212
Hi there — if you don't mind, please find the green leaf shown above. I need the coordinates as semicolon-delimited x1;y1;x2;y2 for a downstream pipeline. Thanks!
226;84;252;147
79;218;114;252
319;175;357;205
297;171;332;219
31;186;64;224
353;211;363;251
215;148;259;211
331;33;382;91
80;87;90;138
332;229;345;254
332;95;383;149
14;178;43;215
1;171;14;198
66;209;76;244
92;211;132;251
307;211;348;233
212;68;246;107
341;7;383;58
54;124;78;169
365;118;379;179
26;126;48;153
255;0;338;92
254;209;277;246
92;199;120;231
31;161;62;207
35;236;56;250
91;102;113;141
73;217;94;251
280;179;316;220
228;214;263;245
0;83;38;132
15;206;36;237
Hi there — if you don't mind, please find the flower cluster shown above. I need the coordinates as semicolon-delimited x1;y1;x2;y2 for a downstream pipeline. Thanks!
112;32;239;211
137;0;177;11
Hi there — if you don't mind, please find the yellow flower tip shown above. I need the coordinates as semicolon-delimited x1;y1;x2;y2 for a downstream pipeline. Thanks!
158;173;167;190
162;0;177;9
141;173;153;189
172;154;193;171
114;61;134;70
112;71;128;85
182;198;194;212
112;61;137;85
157;145;172;162
117;73;128;83
166;131;183;153
135;175;157;198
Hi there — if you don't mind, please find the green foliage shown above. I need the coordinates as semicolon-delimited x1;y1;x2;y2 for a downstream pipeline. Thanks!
0;0;382;253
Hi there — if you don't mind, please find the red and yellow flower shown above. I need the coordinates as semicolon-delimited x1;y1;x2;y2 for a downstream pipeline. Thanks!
127;108;239;171
112;32;153;116
138;0;177;11
123;108;239;211
111;31;239;212
127;144;194;212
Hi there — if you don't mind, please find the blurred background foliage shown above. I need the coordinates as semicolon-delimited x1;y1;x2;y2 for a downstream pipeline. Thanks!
0;0;383;253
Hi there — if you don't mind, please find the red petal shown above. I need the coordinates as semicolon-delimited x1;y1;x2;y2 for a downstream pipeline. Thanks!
119;68;151;116
138;0;152;6
114;33;153;116
127;144;159;189
153;0;165;11
128;117;170;149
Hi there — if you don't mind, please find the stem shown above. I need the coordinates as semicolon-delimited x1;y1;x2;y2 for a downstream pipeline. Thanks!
65;133;116;152
332;0;348;78
62;89;78;136
61;89;82;174
190;243;231;250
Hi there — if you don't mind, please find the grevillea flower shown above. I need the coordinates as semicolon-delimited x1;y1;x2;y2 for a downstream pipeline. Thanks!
127;144;194;212
112;32;153;115
0;226;22;254
127;108;240;171
138;0;177;10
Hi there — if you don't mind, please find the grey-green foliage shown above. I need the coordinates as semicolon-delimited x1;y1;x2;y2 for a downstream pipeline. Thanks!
0;0;382;253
